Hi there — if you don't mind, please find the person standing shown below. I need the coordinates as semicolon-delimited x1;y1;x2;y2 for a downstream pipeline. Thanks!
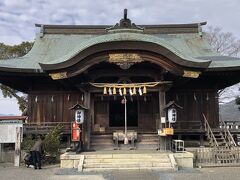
31;135;44;169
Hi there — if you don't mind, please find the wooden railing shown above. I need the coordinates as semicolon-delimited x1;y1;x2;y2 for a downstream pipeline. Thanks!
23;122;71;134
197;147;240;167
202;113;219;147
219;117;237;147
172;121;202;130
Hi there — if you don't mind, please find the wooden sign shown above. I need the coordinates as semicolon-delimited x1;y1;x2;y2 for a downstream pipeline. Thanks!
158;128;174;136
183;70;201;78
165;128;174;135
49;72;67;80
158;129;167;136
0;121;23;143
109;53;143;63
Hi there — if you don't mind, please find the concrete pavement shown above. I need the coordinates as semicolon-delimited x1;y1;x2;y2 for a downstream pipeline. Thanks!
0;163;239;180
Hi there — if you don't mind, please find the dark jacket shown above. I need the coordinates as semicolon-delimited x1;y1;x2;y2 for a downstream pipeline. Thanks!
31;139;43;154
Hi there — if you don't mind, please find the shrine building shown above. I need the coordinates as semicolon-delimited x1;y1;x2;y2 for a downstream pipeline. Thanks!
0;9;240;151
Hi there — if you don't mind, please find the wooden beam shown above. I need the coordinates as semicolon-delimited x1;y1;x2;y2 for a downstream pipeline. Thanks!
87;68;162;80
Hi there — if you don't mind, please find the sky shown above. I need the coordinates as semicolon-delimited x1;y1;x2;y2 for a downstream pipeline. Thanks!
0;0;240;45
0;0;240;114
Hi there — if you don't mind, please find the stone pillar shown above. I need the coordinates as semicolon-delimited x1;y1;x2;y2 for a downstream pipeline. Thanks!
14;127;22;167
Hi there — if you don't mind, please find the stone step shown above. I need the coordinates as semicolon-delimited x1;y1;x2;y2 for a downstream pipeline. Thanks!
92;139;159;143
84;158;170;163
91;138;113;141
83;166;174;172
90;139;113;141
137;141;158;144
91;146;115;151
84;154;169;159
91;145;159;151
91;134;113;137
91;142;114;145
91;141;158;145
136;145;158;148
138;134;158;137
139;140;158;143
83;162;172;168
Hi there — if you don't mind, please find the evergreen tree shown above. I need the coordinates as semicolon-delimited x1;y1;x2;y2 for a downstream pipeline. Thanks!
0;42;33;112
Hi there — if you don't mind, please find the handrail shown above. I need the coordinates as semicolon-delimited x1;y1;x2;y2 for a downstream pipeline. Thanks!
219;116;237;147
202;113;219;147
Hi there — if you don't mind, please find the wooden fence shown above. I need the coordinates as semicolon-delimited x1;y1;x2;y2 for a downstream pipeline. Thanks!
196;147;240;167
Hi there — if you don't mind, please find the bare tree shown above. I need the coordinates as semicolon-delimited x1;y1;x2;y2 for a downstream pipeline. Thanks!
206;26;240;57
206;26;240;105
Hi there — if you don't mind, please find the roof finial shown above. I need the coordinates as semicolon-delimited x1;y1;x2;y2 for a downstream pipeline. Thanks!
106;9;143;32
124;9;128;20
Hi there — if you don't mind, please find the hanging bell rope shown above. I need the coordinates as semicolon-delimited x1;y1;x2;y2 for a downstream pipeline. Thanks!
90;81;171;88
90;81;172;95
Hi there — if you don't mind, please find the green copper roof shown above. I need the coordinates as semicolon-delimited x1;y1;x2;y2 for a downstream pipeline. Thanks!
40;32;213;69
0;29;240;72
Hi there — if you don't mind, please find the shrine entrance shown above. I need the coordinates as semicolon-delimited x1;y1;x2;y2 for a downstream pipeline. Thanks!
73;51;178;150
109;100;138;127
93;92;160;133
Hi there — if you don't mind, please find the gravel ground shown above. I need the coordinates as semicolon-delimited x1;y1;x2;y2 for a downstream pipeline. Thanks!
0;163;240;180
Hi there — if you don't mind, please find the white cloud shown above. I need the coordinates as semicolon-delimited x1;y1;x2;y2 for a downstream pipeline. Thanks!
0;0;239;45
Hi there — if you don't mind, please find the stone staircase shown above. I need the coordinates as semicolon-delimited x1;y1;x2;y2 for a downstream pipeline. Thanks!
78;152;177;172
91;133;159;150
91;134;113;150
136;134;159;149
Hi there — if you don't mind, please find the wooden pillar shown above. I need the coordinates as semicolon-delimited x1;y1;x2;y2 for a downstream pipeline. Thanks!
0;143;2;162
83;91;91;150
158;88;166;129
14;127;22;167
200;134;204;147
158;87;167;151
67;135;71;147
178;134;182;140
87;92;94;149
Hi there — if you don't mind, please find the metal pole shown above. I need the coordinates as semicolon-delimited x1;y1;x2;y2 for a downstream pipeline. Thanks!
124;96;128;144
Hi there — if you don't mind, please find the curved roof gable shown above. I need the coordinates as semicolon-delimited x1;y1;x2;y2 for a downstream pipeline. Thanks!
0;19;240;72
39;32;211;70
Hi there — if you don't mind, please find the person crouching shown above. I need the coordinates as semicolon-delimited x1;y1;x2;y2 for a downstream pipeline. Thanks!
30;135;44;169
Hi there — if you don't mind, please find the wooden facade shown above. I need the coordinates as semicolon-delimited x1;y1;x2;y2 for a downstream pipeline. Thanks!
1;11;240;150
27;89;218;132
